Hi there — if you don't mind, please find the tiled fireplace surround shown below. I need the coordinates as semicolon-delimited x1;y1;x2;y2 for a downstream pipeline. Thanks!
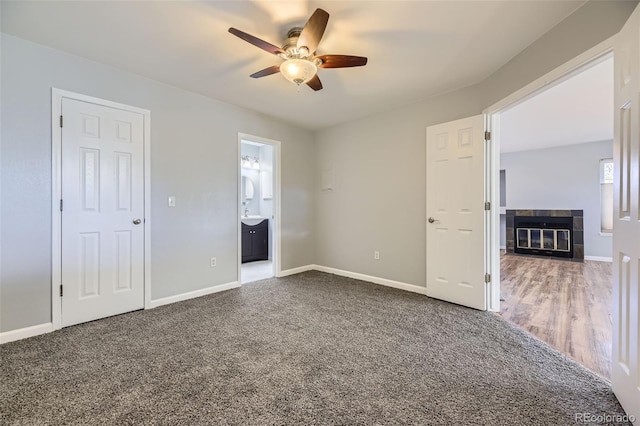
505;209;584;261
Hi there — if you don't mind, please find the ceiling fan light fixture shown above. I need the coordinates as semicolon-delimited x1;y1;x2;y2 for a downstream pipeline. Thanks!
280;58;317;86
229;8;367;91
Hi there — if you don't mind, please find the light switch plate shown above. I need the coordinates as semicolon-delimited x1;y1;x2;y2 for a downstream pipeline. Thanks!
168;196;176;207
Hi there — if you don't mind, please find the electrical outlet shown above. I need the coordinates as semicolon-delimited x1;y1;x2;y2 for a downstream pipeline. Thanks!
210;257;217;268
374;251;380;260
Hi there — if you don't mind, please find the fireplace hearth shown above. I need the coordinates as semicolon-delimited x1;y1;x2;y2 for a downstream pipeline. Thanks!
506;210;583;261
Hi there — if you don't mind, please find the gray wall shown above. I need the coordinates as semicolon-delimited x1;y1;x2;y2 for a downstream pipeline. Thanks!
0;34;315;332
1;1;636;333
500;141;613;258
500;215;507;249
315;86;484;286
479;0;638;108
258;145;275;260
314;0;635;287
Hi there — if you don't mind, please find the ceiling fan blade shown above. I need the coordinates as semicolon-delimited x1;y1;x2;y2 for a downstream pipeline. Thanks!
297;8;329;53
316;55;368;68
306;74;323;91
250;65;281;78
228;27;284;56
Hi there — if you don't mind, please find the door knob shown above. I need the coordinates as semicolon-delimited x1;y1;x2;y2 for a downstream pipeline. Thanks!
428;217;435;223
133;218;142;225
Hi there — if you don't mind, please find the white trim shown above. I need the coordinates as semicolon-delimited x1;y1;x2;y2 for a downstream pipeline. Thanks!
147;281;240;309
500;246;506;250
143;101;152;310
51;89;63;330
485;113;500;312
1;265;419;341
51;89;151;330
599;232;613;237
584;256;613;262
237;133;282;283
279;265;315;277
258;263;428;296
0;323;54;344
312;265;427;295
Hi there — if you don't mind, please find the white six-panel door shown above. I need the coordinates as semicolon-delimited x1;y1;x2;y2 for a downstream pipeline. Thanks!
61;98;145;327
612;3;640;420
426;115;487;310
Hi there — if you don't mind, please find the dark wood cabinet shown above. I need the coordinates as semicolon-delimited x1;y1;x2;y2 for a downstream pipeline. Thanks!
242;219;269;263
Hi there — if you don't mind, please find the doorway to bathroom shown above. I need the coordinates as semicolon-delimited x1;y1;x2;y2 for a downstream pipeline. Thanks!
238;134;281;284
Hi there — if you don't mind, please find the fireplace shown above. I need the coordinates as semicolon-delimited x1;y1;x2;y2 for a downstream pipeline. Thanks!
514;216;573;258
506;210;583;261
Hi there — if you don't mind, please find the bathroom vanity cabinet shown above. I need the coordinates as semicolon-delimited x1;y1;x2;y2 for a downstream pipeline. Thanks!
242;219;268;263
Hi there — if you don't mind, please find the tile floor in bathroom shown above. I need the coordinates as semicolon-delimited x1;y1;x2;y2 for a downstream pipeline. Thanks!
241;260;274;284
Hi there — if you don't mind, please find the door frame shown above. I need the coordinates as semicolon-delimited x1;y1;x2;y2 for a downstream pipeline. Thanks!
237;133;282;282
51;88;151;330
483;36;615;313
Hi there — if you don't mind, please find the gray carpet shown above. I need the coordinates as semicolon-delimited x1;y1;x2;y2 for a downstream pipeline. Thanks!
0;271;630;425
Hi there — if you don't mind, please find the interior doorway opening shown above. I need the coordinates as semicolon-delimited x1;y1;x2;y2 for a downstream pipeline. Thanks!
238;134;280;285
489;53;614;379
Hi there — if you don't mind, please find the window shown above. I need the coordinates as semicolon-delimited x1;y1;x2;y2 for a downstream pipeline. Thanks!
600;159;613;233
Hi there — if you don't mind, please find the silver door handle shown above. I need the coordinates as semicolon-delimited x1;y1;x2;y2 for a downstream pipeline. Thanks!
133;218;142;225
428;217;435;223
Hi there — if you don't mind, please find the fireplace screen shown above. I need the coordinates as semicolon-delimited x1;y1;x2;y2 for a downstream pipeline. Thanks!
517;228;571;252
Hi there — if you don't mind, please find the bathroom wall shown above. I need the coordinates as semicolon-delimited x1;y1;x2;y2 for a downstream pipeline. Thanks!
259;145;275;260
241;143;261;216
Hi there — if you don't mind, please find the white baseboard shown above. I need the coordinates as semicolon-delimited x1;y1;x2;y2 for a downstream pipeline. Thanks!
147;281;240;309
0;322;54;344
584;256;613;262
311;265;427;295
278;264;314;277
0;267;422;343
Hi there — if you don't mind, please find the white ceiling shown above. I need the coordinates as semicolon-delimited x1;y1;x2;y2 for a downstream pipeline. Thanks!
500;56;613;153
1;1;585;130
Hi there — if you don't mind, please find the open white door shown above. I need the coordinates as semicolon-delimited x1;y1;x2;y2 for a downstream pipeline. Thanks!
426;115;487;310
612;3;640;420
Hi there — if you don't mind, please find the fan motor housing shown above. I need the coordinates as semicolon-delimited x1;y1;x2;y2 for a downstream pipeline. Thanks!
282;27;303;54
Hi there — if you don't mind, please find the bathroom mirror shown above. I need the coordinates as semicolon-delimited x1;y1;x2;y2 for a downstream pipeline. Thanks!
242;175;254;201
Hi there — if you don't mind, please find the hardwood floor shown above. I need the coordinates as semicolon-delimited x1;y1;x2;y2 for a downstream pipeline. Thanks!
500;253;612;380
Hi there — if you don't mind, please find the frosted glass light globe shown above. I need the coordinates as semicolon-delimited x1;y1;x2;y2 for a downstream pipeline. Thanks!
280;59;317;85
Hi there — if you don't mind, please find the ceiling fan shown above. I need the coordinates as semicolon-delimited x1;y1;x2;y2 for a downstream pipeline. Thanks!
228;8;367;91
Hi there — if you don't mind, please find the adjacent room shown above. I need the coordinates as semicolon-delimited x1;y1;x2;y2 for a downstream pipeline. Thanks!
498;57;614;380
240;137;276;284
1;1;639;424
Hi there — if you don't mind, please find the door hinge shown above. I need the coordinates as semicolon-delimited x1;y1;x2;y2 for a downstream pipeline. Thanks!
484;201;491;211
60;199;63;212
484;273;491;283
59;284;63;297
484;130;491;140
59;115;64;128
